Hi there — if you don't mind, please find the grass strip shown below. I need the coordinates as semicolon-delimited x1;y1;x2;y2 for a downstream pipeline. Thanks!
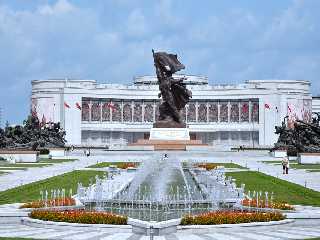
0;163;52;168
0;238;43;240
0;167;27;171
38;158;77;163
226;171;320;206
0;170;106;205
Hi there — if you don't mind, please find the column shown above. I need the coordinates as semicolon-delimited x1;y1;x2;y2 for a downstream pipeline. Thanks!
142;101;145;122
121;100;124;123
206;101;209;123
227;100;231;123
218;101;220;123
186;105;189;123
110;100;113;122
249;100;252;123
238;101;241;123
131;100;134;122
195;101;199;122
100;100;102;123
89;100;92;122
153;101;156;122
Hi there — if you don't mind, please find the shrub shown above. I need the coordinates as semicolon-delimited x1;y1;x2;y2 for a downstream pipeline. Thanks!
242;198;295;210
20;197;76;209
39;149;50;155
30;209;127;225
180;210;285;225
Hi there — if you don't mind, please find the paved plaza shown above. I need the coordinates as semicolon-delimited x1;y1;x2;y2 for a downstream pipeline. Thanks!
0;203;320;240
1;150;319;192
0;150;320;239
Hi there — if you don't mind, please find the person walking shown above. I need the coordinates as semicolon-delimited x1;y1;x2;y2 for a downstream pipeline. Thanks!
282;156;289;174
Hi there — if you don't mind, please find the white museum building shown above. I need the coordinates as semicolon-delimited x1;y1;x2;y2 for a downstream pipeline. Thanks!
31;75;315;148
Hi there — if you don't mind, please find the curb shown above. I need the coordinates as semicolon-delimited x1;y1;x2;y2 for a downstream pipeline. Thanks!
21;217;132;231
178;219;294;230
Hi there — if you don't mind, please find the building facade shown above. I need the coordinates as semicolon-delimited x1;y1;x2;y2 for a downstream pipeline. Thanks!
313;97;320;115
31;76;312;148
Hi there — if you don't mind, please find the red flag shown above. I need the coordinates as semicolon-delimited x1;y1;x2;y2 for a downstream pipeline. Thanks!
76;102;82;110
107;103;116;111
64;102;70;108
264;103;270;109
242;104;249;113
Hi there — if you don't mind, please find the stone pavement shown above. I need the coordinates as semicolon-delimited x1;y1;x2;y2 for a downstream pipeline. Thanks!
0;204;319;240
1;220;320;239
0;151;155;192
1;150;320;193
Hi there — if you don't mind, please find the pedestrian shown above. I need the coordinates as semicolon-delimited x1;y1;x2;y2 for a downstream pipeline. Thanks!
282;156;289;174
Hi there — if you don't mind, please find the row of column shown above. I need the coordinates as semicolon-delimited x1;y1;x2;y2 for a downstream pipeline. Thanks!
81;99;260;123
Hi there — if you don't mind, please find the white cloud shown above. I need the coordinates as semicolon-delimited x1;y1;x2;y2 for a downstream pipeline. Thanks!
0;0;320;123
38;0;75;15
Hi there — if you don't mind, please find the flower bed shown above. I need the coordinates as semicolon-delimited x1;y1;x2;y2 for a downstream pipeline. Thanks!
116;162;139;169
181;211;285;225
29;209;127;225
20;197;76;209
242;198;295;210
195;163;217;171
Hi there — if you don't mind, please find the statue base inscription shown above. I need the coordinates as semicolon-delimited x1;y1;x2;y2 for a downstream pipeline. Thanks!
150;128;190;141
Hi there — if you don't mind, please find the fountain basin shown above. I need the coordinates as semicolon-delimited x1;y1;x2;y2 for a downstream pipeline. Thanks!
128;218;181;235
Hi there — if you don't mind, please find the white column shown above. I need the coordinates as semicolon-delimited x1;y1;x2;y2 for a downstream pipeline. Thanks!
227;101;231;123
121;100;124;123
195;101;199;122
142;101;145;122
206;102;209;122
110;100;113;122
153;101;156;122
218;102;220;123
131;101;134;122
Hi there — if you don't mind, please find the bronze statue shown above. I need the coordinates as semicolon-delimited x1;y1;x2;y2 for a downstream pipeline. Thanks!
273;114;320;153
152;50;192;127
0;115;66;151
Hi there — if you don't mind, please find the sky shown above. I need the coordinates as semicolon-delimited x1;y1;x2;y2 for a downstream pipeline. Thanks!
0;0;319;125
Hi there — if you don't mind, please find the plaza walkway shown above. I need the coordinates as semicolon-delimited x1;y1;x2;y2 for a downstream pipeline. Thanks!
0;150;320;193
0;203;320;240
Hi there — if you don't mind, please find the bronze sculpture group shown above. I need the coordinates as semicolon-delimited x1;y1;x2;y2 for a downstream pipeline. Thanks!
0;115;66;151
273;113;320;154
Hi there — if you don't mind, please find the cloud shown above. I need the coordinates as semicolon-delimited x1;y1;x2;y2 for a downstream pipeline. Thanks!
0;0;319;124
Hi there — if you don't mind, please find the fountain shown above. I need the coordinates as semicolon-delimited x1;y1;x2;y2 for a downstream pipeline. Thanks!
75;153;246;222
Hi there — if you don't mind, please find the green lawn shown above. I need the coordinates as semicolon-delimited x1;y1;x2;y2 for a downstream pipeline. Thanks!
0;238;42;240
226;171;320;206
290;164;320;170
0;170;106;204
0;167;27;171
38;158;77;164
0;163;51;168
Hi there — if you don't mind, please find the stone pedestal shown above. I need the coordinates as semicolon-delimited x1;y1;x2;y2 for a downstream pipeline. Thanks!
150;128;190;141
0;150;39;163
49;148;65;158
298;153;320;164
271;150;287;158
